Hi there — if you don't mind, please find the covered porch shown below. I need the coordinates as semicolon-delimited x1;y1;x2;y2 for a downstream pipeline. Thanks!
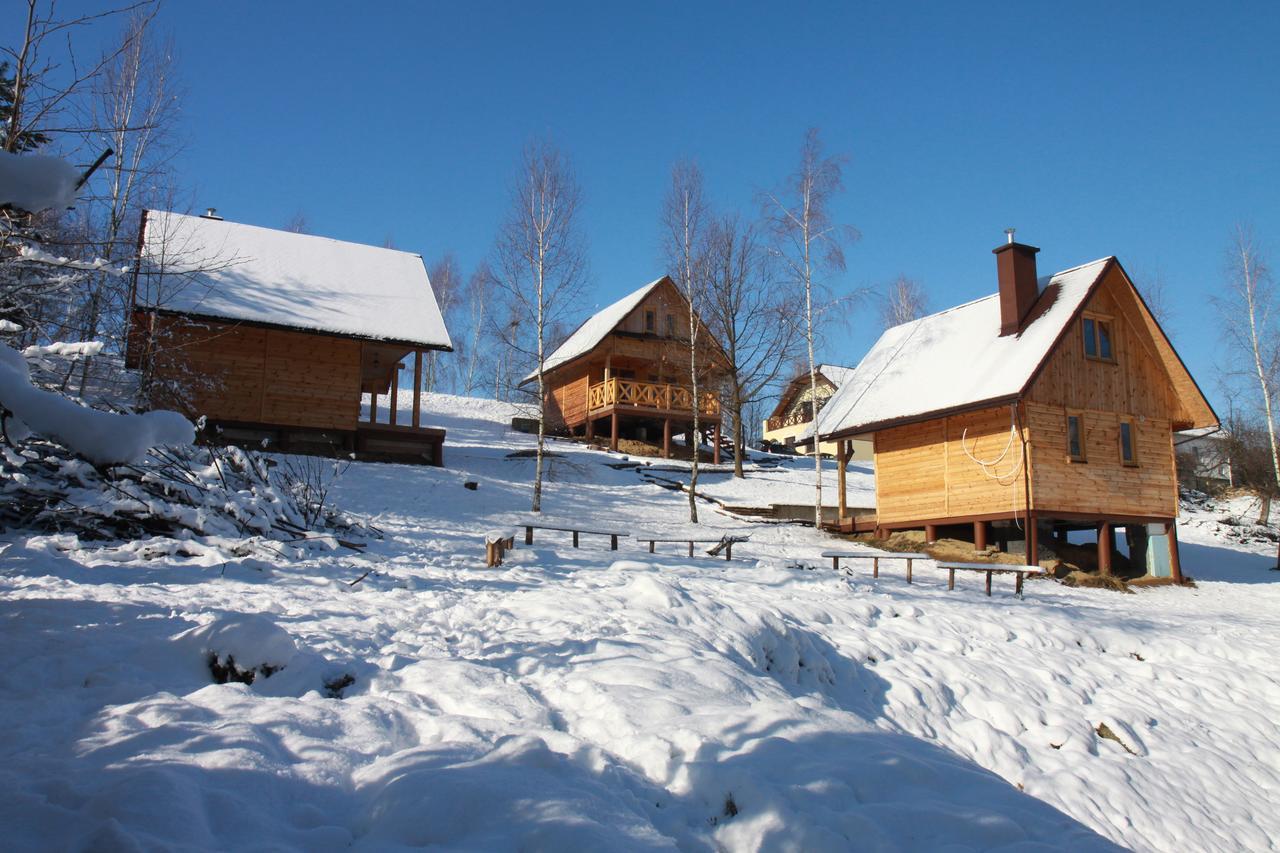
581;377;723;461
360;343;446;466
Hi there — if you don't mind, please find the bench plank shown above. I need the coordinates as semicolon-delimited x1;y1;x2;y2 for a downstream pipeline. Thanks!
939;562;1042;597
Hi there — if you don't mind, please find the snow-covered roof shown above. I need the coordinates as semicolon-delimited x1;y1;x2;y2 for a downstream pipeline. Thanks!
814;257;1113;439
521;277;666;384
818;364;858;387
135;211;452;349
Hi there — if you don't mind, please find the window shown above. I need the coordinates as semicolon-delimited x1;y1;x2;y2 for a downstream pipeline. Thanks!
1082;315;1115;362
665;314;675;337
644;310;656;333
1067;413;1086;461
1119;419;1137;466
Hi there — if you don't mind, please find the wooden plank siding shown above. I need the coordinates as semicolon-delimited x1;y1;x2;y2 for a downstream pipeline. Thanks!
874;405;1029;525
143;314;361;432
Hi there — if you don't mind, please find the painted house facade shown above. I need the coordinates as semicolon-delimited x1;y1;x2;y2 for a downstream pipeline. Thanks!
763;365;872;459
524;276;730;459
815;237;1217;581
127;210;453;464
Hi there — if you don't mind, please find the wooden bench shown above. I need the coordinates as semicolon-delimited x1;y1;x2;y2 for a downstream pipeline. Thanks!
523;523;627;551
485;529;517;567
821;550;931;583
939;562;1043;597
637;534;749;561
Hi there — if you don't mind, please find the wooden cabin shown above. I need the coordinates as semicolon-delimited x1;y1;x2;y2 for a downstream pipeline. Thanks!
524;276;730;459
127;209;453;464
815;237;1217;581
763;365;872;459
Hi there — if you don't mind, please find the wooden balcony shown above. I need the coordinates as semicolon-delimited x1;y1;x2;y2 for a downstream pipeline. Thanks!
588;378;719;417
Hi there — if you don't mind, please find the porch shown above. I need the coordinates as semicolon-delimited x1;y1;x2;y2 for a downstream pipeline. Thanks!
359;345;446;466
582;378;722;461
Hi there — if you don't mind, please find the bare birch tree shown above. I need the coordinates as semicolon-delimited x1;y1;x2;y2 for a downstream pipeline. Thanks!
492;140;587;513
879;274;927;330
73;10;180;394
763;128;858;526
660;161;710;523
462;261;493;395
704;213;795;477
1214;225;1280;511
425;253;461;392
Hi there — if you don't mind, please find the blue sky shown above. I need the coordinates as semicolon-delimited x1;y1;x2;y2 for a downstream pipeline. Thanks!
23;2;1280;408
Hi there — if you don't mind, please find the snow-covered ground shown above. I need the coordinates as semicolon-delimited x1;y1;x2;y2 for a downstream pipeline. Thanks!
3;392;1278;851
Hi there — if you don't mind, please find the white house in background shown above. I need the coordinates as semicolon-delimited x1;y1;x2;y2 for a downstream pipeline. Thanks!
1174;427;1233;491
762;364;872;459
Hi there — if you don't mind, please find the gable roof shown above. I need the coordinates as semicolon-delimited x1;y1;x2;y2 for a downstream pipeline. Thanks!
813;255;1215;440
135;210;452;350
520;275;730;385
768;364;859;420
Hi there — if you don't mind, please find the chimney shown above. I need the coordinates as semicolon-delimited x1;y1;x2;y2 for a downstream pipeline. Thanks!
993;228;1040;336
200;207;223;220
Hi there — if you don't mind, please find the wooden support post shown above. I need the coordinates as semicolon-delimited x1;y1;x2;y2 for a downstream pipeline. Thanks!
649;540;655;554
713;423;721;464
1015;572;1025;598
985;571;993;596
872;557;879;578
837;441;848;521
925;524;938;544
906;558;913;584
412;349;423;429
572;530;580;548
525;525;534;545
368;391;377;424
974;520;987;551
586;417;594;440
663;418;671;459
831;555;839;572
1026;513;1038;566
610;412;619;452
688;541;694;557
390;364;401;426
610;534;619;551
724;542;733;561
1098;521;1113;576
1166;520;1184;584
948;567;955;590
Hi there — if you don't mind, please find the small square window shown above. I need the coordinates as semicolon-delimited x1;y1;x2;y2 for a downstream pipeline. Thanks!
1067;413;1086;461
1120;420;1136;466
645;310;656;333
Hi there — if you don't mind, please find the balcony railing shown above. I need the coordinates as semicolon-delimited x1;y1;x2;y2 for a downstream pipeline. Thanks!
588;378;719;416
765;399;828;433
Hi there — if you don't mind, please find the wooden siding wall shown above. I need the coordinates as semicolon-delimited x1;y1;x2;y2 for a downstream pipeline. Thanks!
547;369;590;429
1025;403;1176;517
1024;266;1181;518
874;405;1029;524
146;315;360;431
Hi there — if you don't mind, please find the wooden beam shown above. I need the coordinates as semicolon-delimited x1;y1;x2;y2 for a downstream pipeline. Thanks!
610;412;619;452
1098;521;1113;576
837;440;848;520
412;349;423;429
974;520;987;551
712;423;721;464
663;418;671;459
368;391;377;424
390;364;400;426
924;524;938;544
1026;514;1038;566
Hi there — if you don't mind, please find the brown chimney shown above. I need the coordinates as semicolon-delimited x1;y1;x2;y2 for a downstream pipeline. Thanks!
993;229;1040;336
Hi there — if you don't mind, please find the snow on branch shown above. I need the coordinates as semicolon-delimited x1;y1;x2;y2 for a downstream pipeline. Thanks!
0;343;192;465
14;243;131;275
0;151;83;213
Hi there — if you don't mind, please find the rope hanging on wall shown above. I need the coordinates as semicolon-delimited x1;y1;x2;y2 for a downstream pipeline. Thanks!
960;403;1027;529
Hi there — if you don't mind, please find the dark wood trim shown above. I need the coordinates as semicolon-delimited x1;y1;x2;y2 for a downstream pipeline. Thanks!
135;306;453;352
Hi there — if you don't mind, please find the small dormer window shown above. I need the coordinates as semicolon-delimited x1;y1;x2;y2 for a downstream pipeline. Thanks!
1083;315;1115;362
645;310;656;333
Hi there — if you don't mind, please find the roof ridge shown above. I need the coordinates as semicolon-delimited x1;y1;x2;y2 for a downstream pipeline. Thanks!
151;209;424;259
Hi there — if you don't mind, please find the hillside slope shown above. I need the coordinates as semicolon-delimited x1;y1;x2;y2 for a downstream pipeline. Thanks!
1;393;1277;851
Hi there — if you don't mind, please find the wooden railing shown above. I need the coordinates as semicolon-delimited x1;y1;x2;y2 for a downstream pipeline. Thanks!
765;399;826;433
588;378;719;415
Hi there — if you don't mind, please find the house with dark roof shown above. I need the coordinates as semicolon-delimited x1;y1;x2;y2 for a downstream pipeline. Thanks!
763;364;871;459
522;275;729;459
127;209;453;464
814;235;1217;581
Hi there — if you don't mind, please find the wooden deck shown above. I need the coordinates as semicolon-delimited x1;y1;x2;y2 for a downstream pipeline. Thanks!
587;378;719;418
